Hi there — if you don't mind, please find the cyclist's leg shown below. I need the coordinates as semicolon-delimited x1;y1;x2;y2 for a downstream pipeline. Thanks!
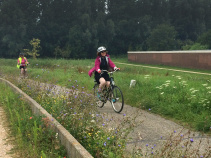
106;81;110;88
99;77;106;91
24;67;27;77
20;67;24;77
104;73;110;88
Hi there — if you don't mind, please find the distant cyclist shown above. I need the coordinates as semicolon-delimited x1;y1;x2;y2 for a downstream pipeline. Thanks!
17;53;29;78
88;46;120;92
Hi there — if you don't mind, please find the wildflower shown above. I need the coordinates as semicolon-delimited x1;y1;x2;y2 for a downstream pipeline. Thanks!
91;120;95;123
107;137;110;140
190;139;194;142
29;117;32;119
174;130;176;133
123;114;126;116
104;142;106;146
151;152;153;154
146;144;148;147
55;133;58;139
102;123;105;126
149;108;151;111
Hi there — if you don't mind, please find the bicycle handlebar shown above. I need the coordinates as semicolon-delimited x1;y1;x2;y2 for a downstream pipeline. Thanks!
100;69;120;74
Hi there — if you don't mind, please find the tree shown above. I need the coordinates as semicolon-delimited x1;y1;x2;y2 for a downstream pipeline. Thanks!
197;29;211;49
146;24;177;51
26;38;41;59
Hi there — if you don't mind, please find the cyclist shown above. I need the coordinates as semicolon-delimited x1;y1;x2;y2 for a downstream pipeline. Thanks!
88;46;120;92
17;53;29;78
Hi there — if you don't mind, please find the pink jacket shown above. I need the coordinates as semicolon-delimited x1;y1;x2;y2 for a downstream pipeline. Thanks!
88;54;116;77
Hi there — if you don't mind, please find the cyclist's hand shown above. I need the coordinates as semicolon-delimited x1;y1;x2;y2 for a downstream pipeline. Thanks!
114;67;120;71
97;69;101;73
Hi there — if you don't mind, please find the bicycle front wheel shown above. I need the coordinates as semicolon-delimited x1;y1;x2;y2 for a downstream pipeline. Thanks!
111;86;124;113
93;84;105;108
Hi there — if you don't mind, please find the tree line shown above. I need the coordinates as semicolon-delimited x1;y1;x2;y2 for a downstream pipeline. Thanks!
0;0;211;59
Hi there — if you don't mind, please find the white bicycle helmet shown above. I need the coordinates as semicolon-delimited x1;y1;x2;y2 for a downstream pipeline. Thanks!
97;46;106;53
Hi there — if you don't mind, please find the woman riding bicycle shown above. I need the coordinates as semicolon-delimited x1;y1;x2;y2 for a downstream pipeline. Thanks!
88;46;120;92
17;53;29;78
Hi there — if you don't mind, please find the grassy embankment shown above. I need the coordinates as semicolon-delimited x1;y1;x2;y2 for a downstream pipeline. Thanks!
0;82;67;158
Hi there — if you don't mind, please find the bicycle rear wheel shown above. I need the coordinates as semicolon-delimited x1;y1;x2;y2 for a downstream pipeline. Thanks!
93;84;105;108
111;86;124;113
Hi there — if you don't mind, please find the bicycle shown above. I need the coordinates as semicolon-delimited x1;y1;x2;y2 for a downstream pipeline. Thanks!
18;63;29;78
93;69;124;113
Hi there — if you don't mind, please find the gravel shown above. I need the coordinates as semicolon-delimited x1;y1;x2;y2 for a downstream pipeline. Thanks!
0;106;15;158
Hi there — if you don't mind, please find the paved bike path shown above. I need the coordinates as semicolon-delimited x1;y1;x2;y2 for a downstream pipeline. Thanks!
98;102;210;155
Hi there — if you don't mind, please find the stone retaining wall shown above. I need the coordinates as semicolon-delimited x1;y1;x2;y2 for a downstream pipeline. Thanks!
0;78;93;158
128;50;211;70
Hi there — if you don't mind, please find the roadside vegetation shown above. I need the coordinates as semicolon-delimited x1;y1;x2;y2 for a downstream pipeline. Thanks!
0;82;67;158
0;58;210;157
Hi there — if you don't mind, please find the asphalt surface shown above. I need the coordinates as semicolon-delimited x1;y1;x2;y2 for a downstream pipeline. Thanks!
97;101;211;156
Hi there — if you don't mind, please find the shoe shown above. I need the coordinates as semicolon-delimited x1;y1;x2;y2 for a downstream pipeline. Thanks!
97;92;101;99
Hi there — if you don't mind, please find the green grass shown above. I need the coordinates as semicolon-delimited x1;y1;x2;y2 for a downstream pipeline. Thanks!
0;58;210;133
0;82;67;158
